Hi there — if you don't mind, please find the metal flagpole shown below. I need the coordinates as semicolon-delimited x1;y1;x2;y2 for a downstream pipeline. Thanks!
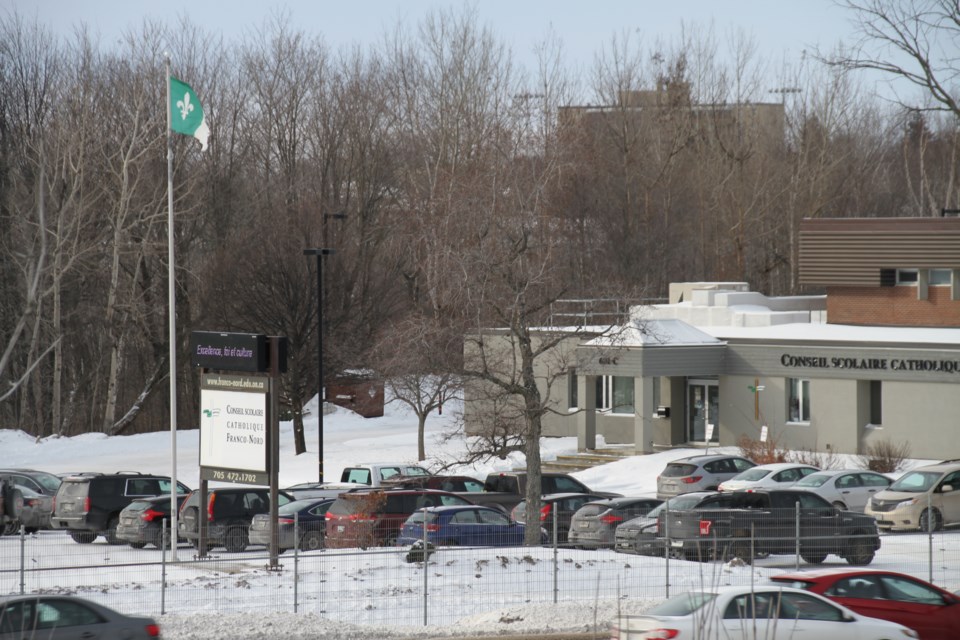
165;54;179;562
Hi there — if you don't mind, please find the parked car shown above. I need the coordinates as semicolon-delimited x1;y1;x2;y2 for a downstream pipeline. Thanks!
864;460;960;532
396;504;537;547
283;481;354;500
511;493;613;544
249;497;333;552
0;469;62;498
177;487;294;553
567;496;662;549
610;585;919;640
51;472;191;544
792;469;892;511
614;491;724;556
656;454;756;499
771;568;959;640
717;462;820;492
381;474;487;493
0;594;160;638
325;489;473;548
0;469;61;534
12;487;53;534
117;494;188;549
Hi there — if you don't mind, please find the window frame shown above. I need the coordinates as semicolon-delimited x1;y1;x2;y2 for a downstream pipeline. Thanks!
895;268;919;285
787;377;811;423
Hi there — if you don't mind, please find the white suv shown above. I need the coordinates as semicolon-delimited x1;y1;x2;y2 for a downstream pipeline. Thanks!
656;454;756;499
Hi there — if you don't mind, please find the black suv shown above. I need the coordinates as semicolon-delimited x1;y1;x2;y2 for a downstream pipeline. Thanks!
177;487;294;553
52;473;191;544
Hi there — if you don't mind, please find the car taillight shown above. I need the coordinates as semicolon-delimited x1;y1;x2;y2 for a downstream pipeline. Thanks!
83;497;90;513
682;476;703;484
647;629;679;639
699;520;712;536
278;517;295;524
539;505;551;521
145;623;161;637
24;498;39;508
600;514;624;525
207;494;216;522
141;508;164;522
425;523;439;532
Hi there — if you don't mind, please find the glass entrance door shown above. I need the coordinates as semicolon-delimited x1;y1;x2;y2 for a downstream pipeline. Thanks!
687;379;719;443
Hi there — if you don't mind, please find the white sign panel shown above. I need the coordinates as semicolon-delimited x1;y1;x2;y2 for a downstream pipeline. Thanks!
760;425;769;443
705;423;715;442
200;376;268;473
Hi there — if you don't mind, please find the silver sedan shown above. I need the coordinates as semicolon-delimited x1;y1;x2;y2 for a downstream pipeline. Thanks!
793;469;892;511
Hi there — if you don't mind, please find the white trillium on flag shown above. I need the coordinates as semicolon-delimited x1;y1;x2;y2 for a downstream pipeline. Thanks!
169;76;210;151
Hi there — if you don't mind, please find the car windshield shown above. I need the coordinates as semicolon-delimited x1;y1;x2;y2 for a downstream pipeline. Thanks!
889;471;941;492
796;474;829;488
646;592;717;616
124;500;154;512
29;472;62;493
404;510;438;525
734;469;772;482
661;464;698;478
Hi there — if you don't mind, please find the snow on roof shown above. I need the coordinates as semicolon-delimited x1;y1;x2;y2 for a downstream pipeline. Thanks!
585;318;723;347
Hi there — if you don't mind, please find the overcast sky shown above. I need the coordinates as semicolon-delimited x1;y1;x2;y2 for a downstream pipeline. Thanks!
12;1;927;104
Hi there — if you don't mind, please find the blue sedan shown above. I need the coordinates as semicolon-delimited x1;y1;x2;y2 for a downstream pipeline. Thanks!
397;505;536;547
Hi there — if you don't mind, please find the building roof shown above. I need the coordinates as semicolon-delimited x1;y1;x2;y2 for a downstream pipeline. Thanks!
584;318;723;348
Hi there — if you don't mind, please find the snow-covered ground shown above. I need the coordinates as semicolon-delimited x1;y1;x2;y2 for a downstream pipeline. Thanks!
1;396;954;639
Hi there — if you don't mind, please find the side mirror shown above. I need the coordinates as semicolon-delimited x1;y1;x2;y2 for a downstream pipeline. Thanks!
942;484;954;493
842;612;856;623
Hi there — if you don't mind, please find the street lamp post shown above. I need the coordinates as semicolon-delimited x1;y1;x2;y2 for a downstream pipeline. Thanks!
303;247;334;482
304;211;345;483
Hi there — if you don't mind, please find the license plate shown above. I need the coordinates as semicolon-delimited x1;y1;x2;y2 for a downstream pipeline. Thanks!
579;522;589;528
337;525;345;533
671;540;683;548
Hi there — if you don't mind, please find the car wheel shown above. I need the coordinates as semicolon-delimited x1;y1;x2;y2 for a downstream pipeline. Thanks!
919;508;943;533
831;501;847;510
224;526;248;553
2;521;19;536
69;531;97;544
129;542;147;549
845;536;875;566
299;530;323;552
104;517;122;545
800;551;827;564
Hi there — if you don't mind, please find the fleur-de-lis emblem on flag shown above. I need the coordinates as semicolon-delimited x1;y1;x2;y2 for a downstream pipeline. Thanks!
177;92;194;121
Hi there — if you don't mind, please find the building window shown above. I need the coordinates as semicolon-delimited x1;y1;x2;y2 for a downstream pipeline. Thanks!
595;376;612;411
869;380;882;425
595;375;634;414
929;268;952;286
612;376;635;414
788;378;810;423
567;368;578;410
895;269;918;285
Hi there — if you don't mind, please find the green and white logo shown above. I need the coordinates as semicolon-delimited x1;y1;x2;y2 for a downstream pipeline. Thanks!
170;76;210;151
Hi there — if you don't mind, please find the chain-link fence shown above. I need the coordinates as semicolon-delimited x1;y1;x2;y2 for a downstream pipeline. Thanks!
1;517;958;628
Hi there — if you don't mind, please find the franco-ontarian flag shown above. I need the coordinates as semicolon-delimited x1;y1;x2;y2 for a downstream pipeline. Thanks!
169;76;210;151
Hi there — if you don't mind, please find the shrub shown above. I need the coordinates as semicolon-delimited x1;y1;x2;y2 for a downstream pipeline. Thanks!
790;447;840;470
858;439;911;473
737;434;787;465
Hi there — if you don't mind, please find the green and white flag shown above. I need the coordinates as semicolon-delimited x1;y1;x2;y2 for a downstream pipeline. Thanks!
169;76;210;151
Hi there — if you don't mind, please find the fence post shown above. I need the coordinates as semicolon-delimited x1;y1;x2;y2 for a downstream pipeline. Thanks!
294;512;299;613
795;502;800;571
422;517;429;625
161;519;167;615
19;523;25;595
927;490;933;584
663;501;669;600
553;505;559;604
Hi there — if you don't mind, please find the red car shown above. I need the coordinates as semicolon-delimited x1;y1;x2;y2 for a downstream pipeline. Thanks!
770;568;960;640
